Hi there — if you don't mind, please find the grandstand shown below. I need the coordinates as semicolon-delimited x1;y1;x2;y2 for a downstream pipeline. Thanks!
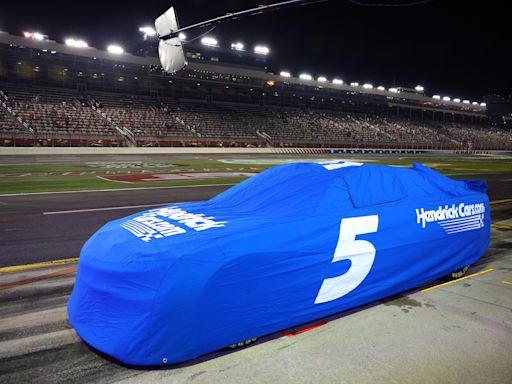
0;32;510;150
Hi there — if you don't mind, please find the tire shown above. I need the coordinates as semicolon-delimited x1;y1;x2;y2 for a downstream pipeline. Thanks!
447;265;470;280
227;338;258;349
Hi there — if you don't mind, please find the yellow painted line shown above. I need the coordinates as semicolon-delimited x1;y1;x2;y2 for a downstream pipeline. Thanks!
0;258;79;273
502;280;512;286
421;268;494;293
491;224;512;230
490;199;512;205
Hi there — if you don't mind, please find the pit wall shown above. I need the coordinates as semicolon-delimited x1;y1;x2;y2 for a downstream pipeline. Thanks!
0;147;510;156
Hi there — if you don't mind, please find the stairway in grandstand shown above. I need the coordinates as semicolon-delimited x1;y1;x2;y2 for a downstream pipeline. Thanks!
0;87;35;137
85;95;136;147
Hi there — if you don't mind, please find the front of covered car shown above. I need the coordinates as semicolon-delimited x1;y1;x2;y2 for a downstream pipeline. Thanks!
68;162;346;365
68;161;490;365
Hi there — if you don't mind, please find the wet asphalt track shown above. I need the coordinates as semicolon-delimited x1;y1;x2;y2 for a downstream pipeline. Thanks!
0;173;510;268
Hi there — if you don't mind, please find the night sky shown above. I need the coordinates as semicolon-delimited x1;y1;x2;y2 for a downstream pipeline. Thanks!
0;1;509;101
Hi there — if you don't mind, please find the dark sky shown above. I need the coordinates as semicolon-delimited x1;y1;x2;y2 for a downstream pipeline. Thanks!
0;1;509;100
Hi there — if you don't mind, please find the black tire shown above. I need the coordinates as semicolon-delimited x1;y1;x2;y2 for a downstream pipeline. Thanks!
447;265;470;280
227;338;258;349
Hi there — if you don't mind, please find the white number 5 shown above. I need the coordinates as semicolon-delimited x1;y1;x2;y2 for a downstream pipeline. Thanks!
315;215;379;304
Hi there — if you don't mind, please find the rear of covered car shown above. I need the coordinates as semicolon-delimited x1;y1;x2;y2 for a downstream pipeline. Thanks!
68;161;490;365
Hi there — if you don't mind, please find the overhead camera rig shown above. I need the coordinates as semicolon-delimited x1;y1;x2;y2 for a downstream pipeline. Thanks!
154;0;329;73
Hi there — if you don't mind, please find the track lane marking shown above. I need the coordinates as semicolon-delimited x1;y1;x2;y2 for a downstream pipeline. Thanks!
0;183;236;197
0;266;77;290
491;224;512;230
42;202;180;215
0;258;79;273
280;321;328;337
420;268;494;293
490;199;512;205
502;280;512;286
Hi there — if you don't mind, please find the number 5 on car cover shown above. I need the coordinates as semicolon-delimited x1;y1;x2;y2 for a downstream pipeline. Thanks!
68;161;490;365
316;215;379;304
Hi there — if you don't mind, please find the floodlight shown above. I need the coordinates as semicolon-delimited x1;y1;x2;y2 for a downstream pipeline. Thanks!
332;79;343;85
462;100;470;104
254;45;270;55
480;102;486;107
178;32;186;41
107;45;124;54
453;98;461;103
389;87;398;93
363;83;373;89
377;86;385;91
442;96;451;101
317;76;327;82
414;85;424;92
472;101;478;105
280;71;291;78
201;37;218;46
350;82;359;87
433;95;441;100
24;31;45;41
231;42;244;51
139;26;157;37
299;73;312;81
65;38;88;48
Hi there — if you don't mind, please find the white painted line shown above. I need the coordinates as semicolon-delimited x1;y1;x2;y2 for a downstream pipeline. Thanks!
96;175;131;184
0;183;236;197
43;202;178;215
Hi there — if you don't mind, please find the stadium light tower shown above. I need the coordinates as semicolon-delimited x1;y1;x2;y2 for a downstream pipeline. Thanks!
107;45;124;54
155;0;329;73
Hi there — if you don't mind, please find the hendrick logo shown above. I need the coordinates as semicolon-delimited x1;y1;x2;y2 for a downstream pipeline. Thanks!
416;202;485;234
120;206;226;242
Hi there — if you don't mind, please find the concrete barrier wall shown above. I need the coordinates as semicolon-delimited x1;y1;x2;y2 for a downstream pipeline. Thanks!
0;147;510;156
0;147;283;155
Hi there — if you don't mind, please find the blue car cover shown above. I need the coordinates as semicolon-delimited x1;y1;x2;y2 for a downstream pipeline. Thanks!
68;161;490;365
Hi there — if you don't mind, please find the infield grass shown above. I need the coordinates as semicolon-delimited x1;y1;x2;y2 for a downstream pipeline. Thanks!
0;156;510;194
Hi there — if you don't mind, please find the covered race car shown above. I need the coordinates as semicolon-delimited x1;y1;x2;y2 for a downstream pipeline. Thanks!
68;161;490;366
